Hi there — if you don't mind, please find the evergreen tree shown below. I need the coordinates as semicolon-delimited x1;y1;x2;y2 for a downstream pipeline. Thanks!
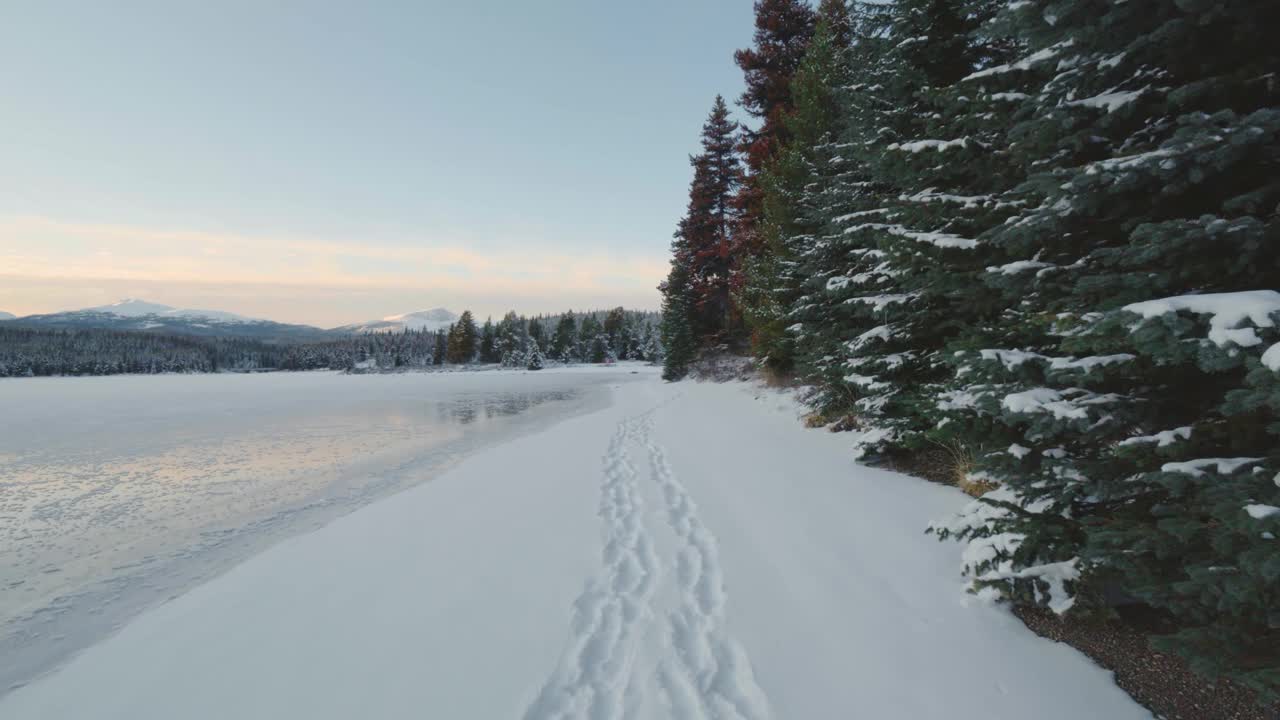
526;338;545;371
589;333;610;364
642;324;664;364
497;311;523;366
676;96;743;340
552;312;577;361
732;0;818;264
577;315;602;362
740;1;854;372
786;0;1007;458
433;328;447;365
927;0;1280;693
603;306;626;357
446;310;479;364
527;317;545;350
479;318;498;363
660;264;698;381
834;0;1014;458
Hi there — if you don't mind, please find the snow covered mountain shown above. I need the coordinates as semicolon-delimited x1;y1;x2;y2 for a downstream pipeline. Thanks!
334;308;457;334
0;311;14;320
83;298;253;323
5;299;335;341
2;299;460;340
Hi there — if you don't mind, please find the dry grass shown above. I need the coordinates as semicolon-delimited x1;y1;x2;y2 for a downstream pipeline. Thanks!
758;364;794;388
928;438;994;497
803;412;829;429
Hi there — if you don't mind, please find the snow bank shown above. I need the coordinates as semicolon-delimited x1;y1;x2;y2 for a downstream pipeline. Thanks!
1;375;1151;720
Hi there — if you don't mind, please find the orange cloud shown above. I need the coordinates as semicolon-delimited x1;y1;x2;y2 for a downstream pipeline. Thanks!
0;214;666;295
0;215;666;325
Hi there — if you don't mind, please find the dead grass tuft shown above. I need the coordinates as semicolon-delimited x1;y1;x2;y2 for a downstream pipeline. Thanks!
928;438;994;497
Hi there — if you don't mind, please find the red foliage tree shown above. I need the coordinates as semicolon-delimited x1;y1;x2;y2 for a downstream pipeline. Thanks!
673;96;743;339
731;0;817;289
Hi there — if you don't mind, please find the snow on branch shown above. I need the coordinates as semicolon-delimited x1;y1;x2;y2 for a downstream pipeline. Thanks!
887;138;968;153
1160;457;1262;477
1118;426;1191;448
1002;387;1120;420
963;40;1074;81
1123;290;1280;348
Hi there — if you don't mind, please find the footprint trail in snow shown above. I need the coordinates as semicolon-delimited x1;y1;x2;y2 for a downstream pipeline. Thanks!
639;415;772;720
521;416;661;720
522;410;771;720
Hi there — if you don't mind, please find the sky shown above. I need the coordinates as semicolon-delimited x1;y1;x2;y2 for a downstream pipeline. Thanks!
0;0;755;327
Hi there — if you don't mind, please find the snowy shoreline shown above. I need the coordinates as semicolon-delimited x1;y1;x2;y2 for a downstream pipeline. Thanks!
0;368;638;699
2;370;1149;718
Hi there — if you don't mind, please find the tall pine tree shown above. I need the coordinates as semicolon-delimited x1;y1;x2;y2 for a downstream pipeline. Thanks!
740;0;854;373
671;96;743;344
929;0;1280;693
732;0;818;343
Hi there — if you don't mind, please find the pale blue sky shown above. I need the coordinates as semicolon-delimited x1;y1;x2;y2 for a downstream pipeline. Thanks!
0;0;754;325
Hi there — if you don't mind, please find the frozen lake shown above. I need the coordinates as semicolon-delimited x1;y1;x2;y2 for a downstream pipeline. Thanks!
0;367;631;694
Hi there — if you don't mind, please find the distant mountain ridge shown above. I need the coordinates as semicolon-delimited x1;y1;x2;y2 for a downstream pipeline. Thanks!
83;298;254;323
0;302;649;341
335;308;458;334
1;299;335;342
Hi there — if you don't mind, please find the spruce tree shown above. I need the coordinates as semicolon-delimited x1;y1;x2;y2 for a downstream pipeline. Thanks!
551;312;577;361
446;310;479;364
526;338;545;371
497;311;523;366
740;1;854;373
676;96;743;340
732;0;818;255
788;0;1007;457
577;315;602;363
603;307;626;357
928;0;1280;693
527;317;545;351
589;334;609;364
432;328;447;366
660;264;697;381
479;318;498;363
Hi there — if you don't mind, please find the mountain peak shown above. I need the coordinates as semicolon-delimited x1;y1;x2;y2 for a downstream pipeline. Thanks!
89;299;178;317
337;308;457;333
383;308;456;323
82;299;252;323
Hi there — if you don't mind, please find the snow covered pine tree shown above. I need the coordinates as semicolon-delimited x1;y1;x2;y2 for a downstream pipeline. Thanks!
930;0;1280;694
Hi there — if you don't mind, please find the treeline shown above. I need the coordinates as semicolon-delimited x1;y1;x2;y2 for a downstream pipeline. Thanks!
0;325;397;376
0;326;332;376
424;308;662;370
660;0;1279;696
0;308;662;378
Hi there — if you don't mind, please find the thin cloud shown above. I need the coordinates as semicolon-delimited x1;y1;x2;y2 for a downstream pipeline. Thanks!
0;215;667;315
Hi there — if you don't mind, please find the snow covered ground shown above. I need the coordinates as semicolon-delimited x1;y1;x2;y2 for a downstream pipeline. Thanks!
0;368;624;695
1;368;1151;718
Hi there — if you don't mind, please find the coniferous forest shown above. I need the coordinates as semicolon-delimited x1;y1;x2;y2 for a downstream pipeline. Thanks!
0;308;660;377
660;0;1279;698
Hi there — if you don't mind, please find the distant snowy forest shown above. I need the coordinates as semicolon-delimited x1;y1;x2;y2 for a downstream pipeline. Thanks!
658;0;1278;699
0;308;661;377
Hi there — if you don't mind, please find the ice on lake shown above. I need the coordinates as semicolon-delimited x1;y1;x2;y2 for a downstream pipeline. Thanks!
0;367;627;694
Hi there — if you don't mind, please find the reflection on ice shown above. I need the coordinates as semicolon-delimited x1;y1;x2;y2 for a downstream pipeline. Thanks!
0;370;614;695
